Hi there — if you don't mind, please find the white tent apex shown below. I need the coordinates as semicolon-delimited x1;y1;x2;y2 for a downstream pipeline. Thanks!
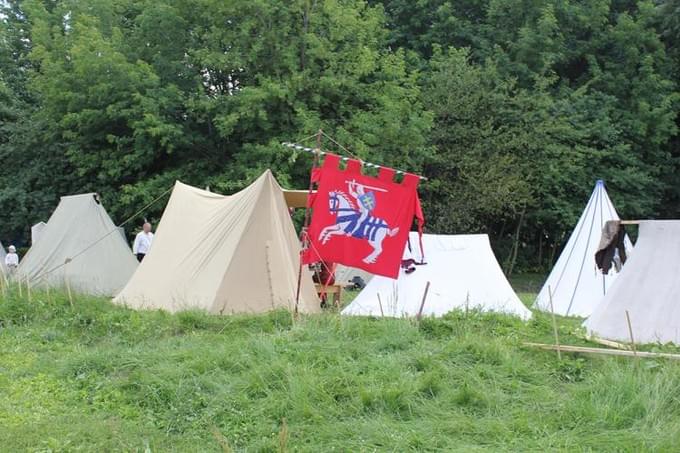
534;180;631;317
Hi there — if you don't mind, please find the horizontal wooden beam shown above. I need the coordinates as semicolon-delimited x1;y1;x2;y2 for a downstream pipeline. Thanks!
620;220;641;225
523;342;680;360
282;190;315;208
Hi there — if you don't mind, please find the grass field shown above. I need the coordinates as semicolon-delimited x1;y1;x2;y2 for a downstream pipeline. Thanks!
2;279;680;452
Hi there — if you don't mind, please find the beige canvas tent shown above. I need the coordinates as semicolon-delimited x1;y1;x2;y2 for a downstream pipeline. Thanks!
16;194;138;295
114;170;320;314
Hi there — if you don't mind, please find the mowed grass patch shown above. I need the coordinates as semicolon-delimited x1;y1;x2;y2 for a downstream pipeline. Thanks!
1;285;680;451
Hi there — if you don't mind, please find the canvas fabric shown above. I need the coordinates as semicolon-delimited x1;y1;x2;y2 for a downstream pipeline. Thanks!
535;180;632;317
31;222;47;245
334;265;374;286
584;221;680;344
342;233;531;320
0;241;6;274
16;194;138;295
114;171;319;314
302;154;423;278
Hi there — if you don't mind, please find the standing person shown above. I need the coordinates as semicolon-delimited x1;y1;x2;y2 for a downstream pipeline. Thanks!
132;222;154;262
5;245;19;273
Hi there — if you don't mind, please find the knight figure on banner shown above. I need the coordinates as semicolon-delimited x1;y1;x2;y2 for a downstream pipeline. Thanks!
319;179;399;264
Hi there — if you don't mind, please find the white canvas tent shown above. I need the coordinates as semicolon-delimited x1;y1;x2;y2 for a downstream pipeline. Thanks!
342;233;531;319
17;194;138;295
31;221;47;245
115;170;320;315
535;180;631;317
584;220;680;344
334;265;373;287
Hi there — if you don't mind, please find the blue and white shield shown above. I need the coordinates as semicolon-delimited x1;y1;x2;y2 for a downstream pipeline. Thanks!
358;192;376;211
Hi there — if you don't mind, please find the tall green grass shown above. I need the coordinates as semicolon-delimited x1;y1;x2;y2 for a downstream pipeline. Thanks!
1;284;679;451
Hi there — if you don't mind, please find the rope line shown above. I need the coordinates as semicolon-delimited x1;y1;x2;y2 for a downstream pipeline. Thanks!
295;132;321;145
281;141;428;180
321;131;361;161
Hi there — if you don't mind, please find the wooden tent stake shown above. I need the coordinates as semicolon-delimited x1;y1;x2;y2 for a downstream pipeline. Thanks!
416;281;431;321
64;262;73;308
548;285;561;360
377;293;384;317
625;310;638;357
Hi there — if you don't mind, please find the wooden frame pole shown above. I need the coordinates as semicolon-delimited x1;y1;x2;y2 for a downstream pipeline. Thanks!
524;342;680;360
294;129;323;316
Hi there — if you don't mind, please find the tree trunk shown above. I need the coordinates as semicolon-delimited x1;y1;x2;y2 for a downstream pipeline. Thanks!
505;207;525;277
537;231;544;271
300;1;315;71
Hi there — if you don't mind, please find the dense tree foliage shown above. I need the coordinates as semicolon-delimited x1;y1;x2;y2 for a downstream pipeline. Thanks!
0;0;678;271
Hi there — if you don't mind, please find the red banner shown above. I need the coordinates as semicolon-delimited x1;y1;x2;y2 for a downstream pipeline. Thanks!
302;154;424;278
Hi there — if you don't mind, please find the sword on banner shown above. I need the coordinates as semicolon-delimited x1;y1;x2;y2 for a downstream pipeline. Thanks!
346;180;388;193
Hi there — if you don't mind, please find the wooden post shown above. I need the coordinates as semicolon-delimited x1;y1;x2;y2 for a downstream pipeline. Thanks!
279;417;288;453
465;291;470;316
377;293;384;317
294;129;323;316
625;310;637;357
0;266;8;291
264;242;275;309
26;277;31;303
548;285;561;360
66;277;74;308
416;281;431;321
18;277;23;298
0;269;6;298
64;261;74;308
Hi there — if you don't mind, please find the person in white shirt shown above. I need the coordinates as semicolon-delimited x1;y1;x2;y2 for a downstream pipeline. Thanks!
5;245;19;272
132;222;154;262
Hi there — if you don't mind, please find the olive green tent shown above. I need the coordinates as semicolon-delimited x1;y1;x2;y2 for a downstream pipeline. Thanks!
16;194;138;295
